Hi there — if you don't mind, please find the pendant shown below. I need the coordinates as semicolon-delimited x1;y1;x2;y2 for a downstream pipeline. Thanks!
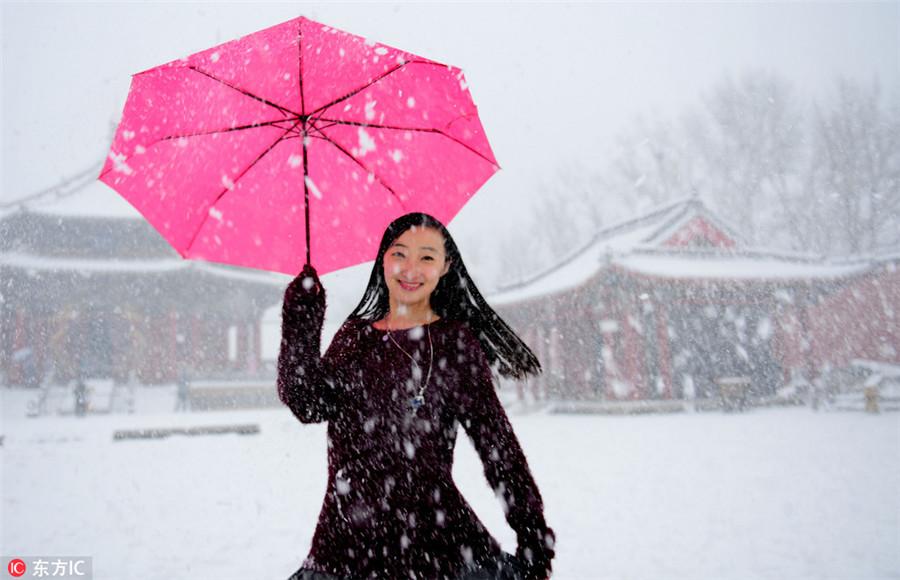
411;395;425;410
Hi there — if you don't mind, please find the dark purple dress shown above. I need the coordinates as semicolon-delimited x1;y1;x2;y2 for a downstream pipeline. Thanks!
278;279;554;580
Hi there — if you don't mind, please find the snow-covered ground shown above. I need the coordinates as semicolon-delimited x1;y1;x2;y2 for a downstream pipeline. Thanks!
2;385;898;579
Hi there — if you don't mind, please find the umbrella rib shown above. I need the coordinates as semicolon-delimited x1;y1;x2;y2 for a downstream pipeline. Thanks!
189;66;300;117
183;121;302;255
312;118;499;168
305;126;405;208
298;25;307;116
309;59;435;116
158;118;301;142
437;113;501;168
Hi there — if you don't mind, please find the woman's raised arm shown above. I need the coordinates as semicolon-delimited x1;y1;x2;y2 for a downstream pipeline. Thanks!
277;265;340;423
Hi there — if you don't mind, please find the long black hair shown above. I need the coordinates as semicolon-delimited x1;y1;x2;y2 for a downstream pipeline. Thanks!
348;213;541;379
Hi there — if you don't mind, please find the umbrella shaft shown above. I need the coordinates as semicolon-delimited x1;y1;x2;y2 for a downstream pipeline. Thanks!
303;129;311;267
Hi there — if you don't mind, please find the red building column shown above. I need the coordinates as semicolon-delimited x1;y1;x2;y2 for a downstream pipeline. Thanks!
656;304;674;399
797;293;820;387
622;304;644;399
599;320;619;400
9;307;28;385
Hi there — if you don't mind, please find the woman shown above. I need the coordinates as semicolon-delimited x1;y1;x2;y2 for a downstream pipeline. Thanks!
278;213;555;580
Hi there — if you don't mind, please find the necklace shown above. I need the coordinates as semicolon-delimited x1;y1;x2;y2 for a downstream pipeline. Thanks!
384;316;434;414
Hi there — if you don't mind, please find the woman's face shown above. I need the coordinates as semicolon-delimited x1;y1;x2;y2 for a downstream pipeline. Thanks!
382;226;450;312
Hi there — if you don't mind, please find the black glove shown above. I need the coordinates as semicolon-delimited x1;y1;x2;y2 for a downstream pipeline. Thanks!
516;527;555;580
282;264;326;331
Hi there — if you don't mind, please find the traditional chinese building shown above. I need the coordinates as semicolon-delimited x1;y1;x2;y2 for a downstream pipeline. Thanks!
1;182;287;387
491;198;898;403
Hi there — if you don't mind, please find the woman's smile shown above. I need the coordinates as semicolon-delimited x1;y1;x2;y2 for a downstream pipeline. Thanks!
397;279;425;291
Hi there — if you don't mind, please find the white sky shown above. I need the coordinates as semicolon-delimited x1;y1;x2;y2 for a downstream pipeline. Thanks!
2;1;898;276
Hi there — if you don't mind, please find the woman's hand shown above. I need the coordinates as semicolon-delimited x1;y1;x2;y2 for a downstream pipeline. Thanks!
517;527;555;580
286;264;324;300
283;264;326;330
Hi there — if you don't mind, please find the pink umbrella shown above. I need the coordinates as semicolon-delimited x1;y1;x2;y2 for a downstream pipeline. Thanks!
100;16;498;275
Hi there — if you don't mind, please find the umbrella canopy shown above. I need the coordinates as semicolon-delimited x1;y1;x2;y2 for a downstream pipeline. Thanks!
100;16;499;275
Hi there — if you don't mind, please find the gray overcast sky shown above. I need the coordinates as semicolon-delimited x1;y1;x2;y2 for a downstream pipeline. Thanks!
2;1;898;269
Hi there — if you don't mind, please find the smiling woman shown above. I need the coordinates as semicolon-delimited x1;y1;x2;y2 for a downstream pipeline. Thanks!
276;213;553;580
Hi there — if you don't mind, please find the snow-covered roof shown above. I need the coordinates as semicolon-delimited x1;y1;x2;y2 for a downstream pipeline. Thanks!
490;251;874;306
641;200;748;248
489;199;697;302
489;198;876;306
3;251;183;274
3;250;287;285
2;167;288;287
615;251;871;282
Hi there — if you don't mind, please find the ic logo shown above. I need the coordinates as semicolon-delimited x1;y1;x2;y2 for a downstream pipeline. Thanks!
7;559;26;577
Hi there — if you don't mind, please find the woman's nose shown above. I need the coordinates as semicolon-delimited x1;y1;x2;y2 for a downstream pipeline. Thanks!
391;258;415;277
401;259;418;277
